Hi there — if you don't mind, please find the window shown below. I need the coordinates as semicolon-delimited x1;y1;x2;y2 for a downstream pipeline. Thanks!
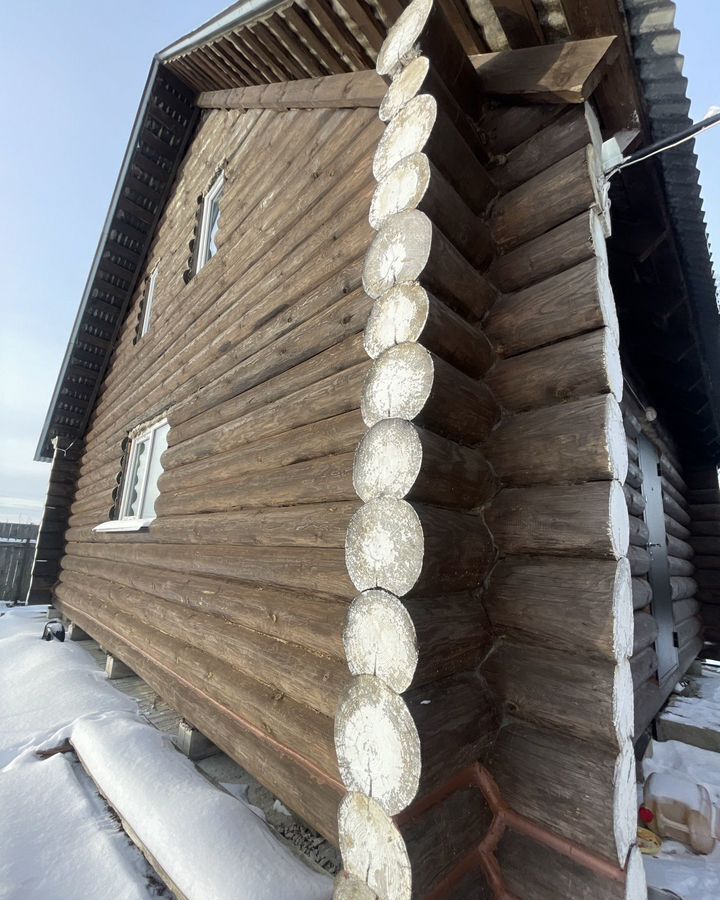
139;265;158;338
196;172;224;272
93;419;169;533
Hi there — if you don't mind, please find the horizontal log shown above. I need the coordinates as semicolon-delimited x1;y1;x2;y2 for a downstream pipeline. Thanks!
363;209;496;320
158;409;364;493
485;556;632;661
687;488;720;505
662;475;689;514
490;723;635;866
155;452;356;517
335;671;499;814
54;595;341;841
363;282;494;377
690;536;720;556
165;360;370;469
673;597;700;623
633;611;658;654
66;539;353;598
660;455;688;496
631;646;658;688
628;545;650;577
665;513;691;541
668;556;694;577
691;520;720;537
671;576;698;602
57;571;347;720
373;94;495;214
471;36;619;104
60;553;346;659
632;577;652;610
628;515;649;547
368;153;492;268
667;533;694;561
625;459;642;490
485;394;627;486
497;831;642;900
486;480;629;559
481;103;564;155
675;615;702;648
486;328;622;413
197;69;386;110
353;418;495;509
623;483;646;516
484;641;633;750
343;587;492;692
345;497;494;596
493;145;605;252
485;256;618;358
491;104;601;192
85;503;356;548
166;289;370;437
690;503;720;521
493;209;606;294
361;342;501;443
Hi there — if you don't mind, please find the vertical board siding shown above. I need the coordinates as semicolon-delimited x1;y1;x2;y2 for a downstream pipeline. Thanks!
53;105;383;840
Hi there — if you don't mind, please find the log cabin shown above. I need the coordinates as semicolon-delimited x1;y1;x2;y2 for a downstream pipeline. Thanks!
29;0;720;897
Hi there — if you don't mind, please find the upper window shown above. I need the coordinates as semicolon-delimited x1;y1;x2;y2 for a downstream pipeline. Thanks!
139;265;158;338
196;173;224;272
94;419;169;532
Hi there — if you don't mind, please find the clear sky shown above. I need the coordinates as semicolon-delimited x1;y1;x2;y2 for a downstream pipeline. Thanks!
0;1;718;523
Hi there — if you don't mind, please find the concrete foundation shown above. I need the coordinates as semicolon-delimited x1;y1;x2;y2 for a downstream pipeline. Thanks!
66;622;91;641
105;654;134;680
175;721;218;761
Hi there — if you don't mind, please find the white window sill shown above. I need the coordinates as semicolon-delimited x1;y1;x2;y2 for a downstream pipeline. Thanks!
93;518;154;533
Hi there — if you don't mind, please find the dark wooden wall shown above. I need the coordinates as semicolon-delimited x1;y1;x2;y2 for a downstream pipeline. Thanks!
0;522;38;604
622;387;703;736
52;104;383;840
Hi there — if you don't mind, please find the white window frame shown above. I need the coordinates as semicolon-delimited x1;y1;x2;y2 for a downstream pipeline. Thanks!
195;172;224;273
139;265;158;338
93;418;168;533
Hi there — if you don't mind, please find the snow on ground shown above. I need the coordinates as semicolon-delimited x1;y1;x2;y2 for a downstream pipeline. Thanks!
642;739;720;898
0;605;332;900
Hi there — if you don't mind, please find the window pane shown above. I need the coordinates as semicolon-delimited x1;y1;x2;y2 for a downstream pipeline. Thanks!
207;192;222;259
140;422;170;519
125;436;150;516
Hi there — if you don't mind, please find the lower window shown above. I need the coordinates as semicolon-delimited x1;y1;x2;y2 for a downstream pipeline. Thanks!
94;418;169;532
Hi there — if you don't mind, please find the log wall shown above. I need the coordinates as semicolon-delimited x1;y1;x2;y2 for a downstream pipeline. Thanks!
621;389;702;737
52;102;386;840
686;465;720;648
333;1;642;897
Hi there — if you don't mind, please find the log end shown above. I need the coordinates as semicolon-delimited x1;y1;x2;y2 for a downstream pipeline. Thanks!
354;418;423;502
613;740;637;867
363;209;433;300
363;283;430;359
369;153;431;231
379;56;430;122
344;589;419;692
335;674;421;814
376;0;433;78
613;658;635;746
361;341;434;429
333;872;378;899
345;496;424;596
373;94;436;184
610;479;630;559
337;792;411;900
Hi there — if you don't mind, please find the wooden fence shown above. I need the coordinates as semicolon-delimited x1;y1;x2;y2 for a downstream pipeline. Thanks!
0;522;39;604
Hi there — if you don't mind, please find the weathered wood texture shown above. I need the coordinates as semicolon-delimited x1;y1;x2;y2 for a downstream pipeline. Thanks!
686;466;720;641
52;105;383;843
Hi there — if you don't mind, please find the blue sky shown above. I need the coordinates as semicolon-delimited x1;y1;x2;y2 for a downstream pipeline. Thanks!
0;1;718;523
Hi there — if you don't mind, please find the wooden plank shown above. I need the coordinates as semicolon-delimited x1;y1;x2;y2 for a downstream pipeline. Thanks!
198;69;386;110
469;36;619;103
489;0;544;47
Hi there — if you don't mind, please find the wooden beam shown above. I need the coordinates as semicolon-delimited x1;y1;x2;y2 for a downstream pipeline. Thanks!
488;0;544;48
198;35;618;113
197;69;386;110
469;35;619;103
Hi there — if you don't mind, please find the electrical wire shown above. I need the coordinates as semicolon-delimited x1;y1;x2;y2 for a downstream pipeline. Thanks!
606;111;720;178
